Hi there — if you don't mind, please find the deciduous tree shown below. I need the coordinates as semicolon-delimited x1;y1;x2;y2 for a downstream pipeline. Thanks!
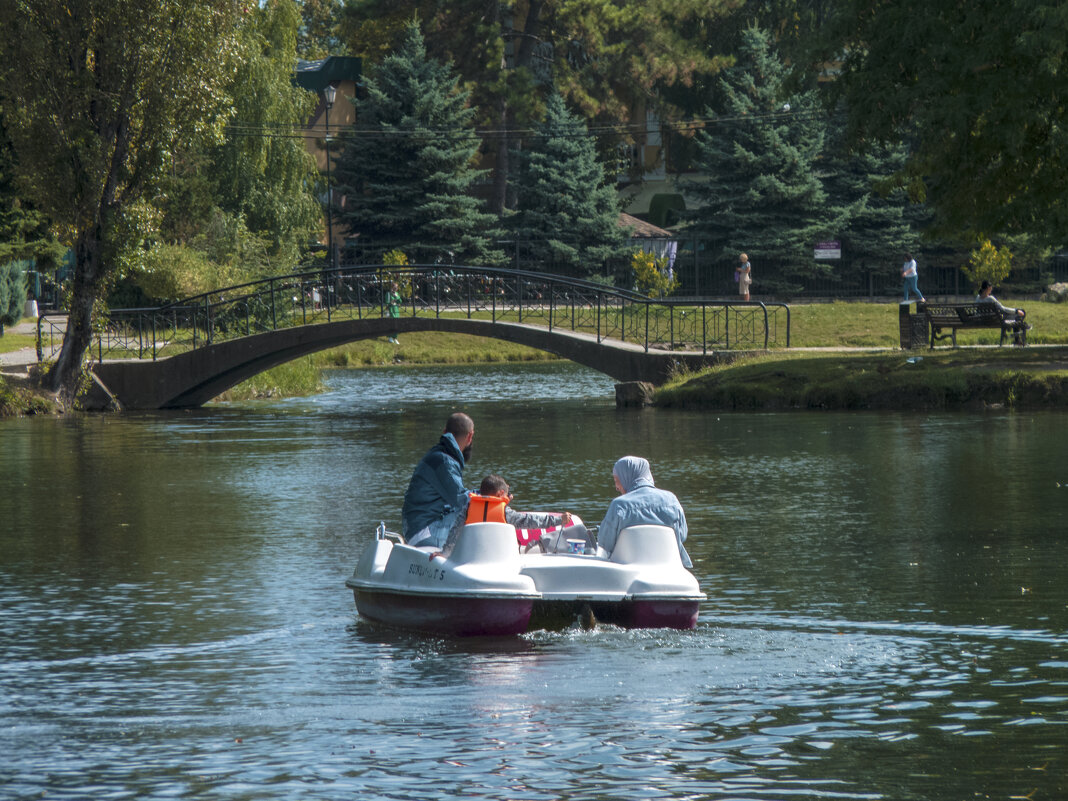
0;0;246;401
818;0;1068;241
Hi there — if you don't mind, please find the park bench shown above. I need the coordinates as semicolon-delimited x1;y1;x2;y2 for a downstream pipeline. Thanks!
922;303;1028;348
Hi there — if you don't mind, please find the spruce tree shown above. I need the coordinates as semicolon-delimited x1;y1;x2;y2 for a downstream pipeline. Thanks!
685;27;832;294
333;22;502;265
821;117;920;292
508;93;625;277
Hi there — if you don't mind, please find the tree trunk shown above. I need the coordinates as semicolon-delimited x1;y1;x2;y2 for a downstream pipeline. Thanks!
490;99;510;215
44;230;102;403
489;0;544;214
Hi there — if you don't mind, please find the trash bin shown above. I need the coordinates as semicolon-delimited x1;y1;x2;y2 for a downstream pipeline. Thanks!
24;299;38;319
899;303;926;349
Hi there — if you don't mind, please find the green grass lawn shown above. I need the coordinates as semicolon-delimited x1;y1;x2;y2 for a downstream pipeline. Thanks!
0;333;36;354
310;330;559;368
784;300;1068;348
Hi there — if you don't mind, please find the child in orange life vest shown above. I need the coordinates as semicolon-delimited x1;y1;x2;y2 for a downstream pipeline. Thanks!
438;474;572;556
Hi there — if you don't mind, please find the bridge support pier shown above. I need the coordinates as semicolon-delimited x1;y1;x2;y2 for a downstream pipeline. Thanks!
615;381;655;408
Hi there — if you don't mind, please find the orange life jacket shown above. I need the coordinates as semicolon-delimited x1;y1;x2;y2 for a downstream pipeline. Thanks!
465;494;508;525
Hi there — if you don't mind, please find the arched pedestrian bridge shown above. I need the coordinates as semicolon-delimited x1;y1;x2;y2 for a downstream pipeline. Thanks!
55;264;790;409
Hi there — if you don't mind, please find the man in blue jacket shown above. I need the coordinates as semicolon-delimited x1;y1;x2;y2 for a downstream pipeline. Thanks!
402;412;474;547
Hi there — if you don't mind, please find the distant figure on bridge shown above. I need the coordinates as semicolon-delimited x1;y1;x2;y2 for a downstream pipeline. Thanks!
596;456;691;568
402;412;475;548
386;282;401;345
736;253;752;301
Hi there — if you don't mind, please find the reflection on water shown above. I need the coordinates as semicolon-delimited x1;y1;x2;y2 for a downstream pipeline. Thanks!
1;362;1066;800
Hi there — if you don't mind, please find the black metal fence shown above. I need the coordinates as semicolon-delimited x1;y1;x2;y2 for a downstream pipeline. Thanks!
44;264;791;363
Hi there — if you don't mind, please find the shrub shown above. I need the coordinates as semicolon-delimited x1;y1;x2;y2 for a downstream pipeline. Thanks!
0;260;28;333
1042;282;1068;303
962;238;1013;290
630;250;678;298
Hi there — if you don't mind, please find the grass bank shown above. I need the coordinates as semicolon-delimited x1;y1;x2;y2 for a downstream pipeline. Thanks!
0;374;58;417
656;348;1068;411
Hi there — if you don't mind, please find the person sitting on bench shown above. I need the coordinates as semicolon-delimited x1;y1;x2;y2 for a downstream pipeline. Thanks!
976;280;1029;343
976;280;1025;322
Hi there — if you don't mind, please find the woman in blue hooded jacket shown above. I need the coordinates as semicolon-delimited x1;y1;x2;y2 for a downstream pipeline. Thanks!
597;456;691;567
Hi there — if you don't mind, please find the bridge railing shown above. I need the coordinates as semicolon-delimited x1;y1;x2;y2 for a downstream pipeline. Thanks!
72;264;790;361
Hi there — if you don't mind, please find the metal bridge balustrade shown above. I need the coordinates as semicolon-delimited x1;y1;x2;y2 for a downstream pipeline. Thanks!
43;264;790;363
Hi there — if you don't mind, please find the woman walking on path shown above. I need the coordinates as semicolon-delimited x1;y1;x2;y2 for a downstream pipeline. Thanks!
902;252;925;303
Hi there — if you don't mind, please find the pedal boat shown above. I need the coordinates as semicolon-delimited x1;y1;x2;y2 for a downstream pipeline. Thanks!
345;519;705;636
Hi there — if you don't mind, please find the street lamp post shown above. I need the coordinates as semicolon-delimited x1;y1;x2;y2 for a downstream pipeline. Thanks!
323;84;337;279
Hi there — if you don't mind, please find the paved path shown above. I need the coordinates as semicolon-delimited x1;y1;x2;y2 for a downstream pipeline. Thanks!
0;319;63;371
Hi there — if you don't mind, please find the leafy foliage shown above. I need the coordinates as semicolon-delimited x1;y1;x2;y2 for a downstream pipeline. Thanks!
630;250;678;298
0;119;66;273
508;93;624;276
296;0;344;59
0;0;247;396
340;1;736;211
819;0;1068;240
333;22;503;265
140;1;320;301
963;239;1014;291
211;1;322;263
383;249;409;267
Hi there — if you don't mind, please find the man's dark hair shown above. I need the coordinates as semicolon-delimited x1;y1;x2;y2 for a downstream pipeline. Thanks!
444;412;474;437
479;474;509;496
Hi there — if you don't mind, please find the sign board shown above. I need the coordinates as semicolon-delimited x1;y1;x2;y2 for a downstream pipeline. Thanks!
814;240;841;260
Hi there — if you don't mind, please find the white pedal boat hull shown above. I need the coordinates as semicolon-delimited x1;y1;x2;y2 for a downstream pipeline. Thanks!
345;520;705;636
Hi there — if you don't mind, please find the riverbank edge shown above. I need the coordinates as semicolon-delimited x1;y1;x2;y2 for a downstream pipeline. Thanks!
7;346;1068;417
654;348;1068;411
0;372;61;417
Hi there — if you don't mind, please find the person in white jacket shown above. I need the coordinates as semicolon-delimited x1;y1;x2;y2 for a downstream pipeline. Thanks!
902;252;925;303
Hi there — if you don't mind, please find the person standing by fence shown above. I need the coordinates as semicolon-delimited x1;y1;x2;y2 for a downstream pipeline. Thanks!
386;281;401;344
736;253;752;301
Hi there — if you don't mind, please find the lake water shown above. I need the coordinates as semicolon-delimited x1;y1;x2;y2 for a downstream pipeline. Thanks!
2;361;1067;800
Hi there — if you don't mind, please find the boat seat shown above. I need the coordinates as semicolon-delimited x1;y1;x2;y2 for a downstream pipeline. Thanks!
609;525;681;565
450;522;521;565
